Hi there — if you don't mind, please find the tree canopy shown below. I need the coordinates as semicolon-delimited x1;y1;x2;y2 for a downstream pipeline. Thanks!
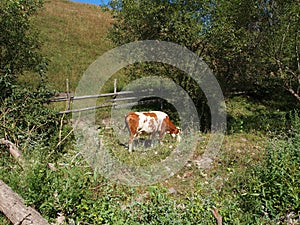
0;0;46;98
108;0;300;102
207;0;300;100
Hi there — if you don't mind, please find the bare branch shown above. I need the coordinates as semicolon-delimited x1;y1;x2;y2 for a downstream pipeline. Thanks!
279;21;291;56
0;138;24;168
287;87;300;102
211;206;222;225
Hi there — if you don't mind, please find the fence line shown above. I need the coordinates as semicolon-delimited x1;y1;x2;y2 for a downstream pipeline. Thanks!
51;79;160;114
50;91;134;102
56;103;115;114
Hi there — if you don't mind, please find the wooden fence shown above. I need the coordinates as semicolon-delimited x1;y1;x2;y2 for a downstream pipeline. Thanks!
50;79;159;114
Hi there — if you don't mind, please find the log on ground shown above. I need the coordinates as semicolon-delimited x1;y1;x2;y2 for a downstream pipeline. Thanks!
0;180;50;225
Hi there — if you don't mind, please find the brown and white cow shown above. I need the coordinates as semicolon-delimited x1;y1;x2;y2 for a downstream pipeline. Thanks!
125;111;181;152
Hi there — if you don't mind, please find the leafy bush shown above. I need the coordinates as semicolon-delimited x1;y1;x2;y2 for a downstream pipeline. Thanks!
26;162;124;224
0;0;46;98
0;85;61;153
238;111;300;222
226;96;297;133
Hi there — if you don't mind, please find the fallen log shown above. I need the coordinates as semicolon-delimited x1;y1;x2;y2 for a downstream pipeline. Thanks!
0;180;50;225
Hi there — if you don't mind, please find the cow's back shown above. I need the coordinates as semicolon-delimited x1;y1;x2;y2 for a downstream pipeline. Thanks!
135;112;159;134
147;111;168;130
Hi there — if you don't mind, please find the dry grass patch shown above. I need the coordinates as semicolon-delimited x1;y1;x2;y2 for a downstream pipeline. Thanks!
159;133;267;196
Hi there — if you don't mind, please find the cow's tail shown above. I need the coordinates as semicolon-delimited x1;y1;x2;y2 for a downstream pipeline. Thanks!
124;112;131;132
124;115;129;131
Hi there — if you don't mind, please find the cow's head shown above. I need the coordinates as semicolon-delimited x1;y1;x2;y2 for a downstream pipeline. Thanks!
170;127;181;142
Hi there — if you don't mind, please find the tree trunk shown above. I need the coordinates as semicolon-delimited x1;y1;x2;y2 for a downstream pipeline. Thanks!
0;180;50;225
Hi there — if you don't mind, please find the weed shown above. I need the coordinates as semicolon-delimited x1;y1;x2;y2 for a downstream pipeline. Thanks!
237;111;300;223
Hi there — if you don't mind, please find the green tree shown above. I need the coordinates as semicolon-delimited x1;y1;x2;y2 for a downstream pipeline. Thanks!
109;0;299;103
260;0;299;101
108;0;209;51
207;0;299;101
108;0;213;129
0;0;46;98
0;0;60;156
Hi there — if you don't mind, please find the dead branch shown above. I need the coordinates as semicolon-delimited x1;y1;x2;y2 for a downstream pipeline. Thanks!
211;206;222;225
0;138;25;168
0;180;51;225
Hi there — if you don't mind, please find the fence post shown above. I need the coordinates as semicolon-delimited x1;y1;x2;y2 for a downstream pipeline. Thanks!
160;80;163;110
66;79;71;111
114;79;117;94
113;79;117;109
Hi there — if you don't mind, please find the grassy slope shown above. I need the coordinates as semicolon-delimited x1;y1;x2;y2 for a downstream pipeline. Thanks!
31;0;113;91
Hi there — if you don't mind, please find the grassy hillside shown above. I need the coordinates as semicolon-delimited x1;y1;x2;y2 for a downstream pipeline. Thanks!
27;0;113;91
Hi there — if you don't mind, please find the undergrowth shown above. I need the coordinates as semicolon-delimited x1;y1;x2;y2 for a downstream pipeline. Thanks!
1;111;299;224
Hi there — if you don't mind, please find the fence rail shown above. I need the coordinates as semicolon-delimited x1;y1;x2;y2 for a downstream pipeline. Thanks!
50;79;160;114
50;91;134;103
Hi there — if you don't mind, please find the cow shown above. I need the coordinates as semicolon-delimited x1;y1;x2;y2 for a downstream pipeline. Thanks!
125;111;181;152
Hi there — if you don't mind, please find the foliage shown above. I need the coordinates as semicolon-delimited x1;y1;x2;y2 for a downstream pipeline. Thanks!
108;0;209;50
120;186;216;225
237;111;300;222
0;0;47;98
1;1;300;224
207;0;300;101
0;0;67;158
259;0;300;101
108;0;300;105
0;0;66;171
26;163;124;224
108;1;213;129
1;116;299;224
226;95;294;133
0;4;73;223
107;0;300;132
0;214;10;225
0;149;125;224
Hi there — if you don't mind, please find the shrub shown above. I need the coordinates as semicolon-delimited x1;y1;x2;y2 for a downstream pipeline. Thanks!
0;85;60;153
0;0;46;98
239;111;300;222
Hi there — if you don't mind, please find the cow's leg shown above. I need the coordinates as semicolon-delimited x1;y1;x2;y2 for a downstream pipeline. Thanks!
150;132;156;147
159;121;167;145
158;131;164;145
126;116;138;153
128;133;135;153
